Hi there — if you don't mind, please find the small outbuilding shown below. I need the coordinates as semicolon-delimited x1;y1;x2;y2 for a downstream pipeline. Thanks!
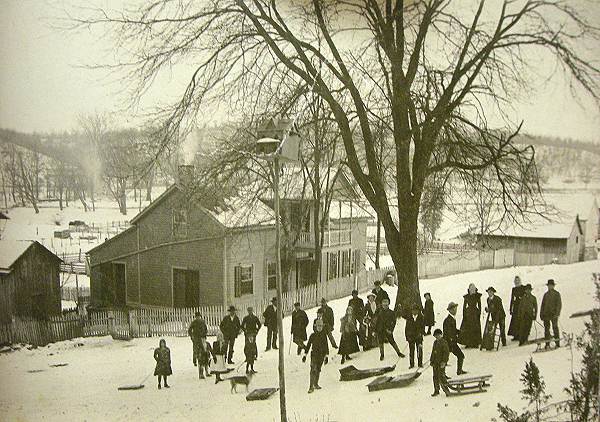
0;240;62;323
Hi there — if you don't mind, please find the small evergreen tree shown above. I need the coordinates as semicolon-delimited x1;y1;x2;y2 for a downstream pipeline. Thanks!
564;279;600;421
497;358;551;422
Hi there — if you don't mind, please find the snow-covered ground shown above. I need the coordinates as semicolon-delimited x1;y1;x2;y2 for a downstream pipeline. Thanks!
1;260;598;422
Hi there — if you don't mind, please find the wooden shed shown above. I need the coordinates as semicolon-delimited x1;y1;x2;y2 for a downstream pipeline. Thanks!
0;240;62;323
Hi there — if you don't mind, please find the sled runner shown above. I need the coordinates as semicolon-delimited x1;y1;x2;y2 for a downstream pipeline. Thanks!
532;332;573;353
246;388;279;401
339;364;396;381
117;384;145;391
480;312;502;351
49;363;68;367
444;374;492;396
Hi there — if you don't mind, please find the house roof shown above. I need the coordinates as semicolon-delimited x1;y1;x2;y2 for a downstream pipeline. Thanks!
0;240;61;274
483;215;582;239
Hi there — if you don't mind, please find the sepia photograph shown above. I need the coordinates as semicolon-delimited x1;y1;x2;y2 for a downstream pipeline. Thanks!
0;1;599;421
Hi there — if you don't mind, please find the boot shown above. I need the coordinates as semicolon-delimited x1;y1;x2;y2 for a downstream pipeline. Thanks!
457;359;467;375
431;391;439;397
380;353;385;361
341;356;346;364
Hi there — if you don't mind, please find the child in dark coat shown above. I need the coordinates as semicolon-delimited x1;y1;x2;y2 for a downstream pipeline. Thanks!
423;293;435;335
244;334;258;374
430;329;450;397
303;319;329;393
154;338;172;389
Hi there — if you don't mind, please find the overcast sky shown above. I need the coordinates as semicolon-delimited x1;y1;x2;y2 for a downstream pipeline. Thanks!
0;0;599;142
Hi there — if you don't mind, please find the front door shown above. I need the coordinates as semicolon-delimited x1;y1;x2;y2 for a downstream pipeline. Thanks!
173;269;200;308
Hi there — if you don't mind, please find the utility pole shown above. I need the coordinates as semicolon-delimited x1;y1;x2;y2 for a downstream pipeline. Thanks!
273;154;287;422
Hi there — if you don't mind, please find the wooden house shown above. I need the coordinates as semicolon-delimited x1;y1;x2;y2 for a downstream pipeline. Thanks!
0;240;62;323
477;215;585;266
87;169;369;309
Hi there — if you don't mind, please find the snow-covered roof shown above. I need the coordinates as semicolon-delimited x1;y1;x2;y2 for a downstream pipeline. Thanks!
485;215;580;239
209;197;275;229
0;240;35;273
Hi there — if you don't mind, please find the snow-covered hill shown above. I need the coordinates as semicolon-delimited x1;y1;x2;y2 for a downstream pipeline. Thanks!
0;260;598;422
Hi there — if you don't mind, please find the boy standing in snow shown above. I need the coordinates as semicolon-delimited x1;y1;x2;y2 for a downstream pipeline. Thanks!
375;298;405;361
244;334;258;374
540;279;562;349
443;302;467;375
430;329;449;397
153;338;172;389
303;319;329;393
423;293;435;335
188;312;208;366
405;304;425;368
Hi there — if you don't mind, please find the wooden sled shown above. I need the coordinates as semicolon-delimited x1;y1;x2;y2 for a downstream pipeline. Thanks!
339;364;395;381
117;384;145;391
246;388;279;401
367;372;421;392
49;363;69;367
532;332;573;353
444;374;492;396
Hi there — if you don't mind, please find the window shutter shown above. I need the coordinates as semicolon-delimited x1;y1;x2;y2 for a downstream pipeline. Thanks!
234;266;241;298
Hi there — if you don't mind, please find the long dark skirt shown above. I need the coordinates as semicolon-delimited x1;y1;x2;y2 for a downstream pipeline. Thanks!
338;332;359;356
508;313;521;338
458;309;482;348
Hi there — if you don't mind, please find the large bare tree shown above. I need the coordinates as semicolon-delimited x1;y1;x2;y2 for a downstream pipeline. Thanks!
72;0;600;315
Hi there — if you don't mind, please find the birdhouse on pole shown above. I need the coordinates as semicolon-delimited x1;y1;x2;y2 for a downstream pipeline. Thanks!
256;117;300;162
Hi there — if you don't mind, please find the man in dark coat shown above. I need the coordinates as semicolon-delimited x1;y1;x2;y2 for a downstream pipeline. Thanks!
372;280;390;308
348;290;365;345
291;302;309;355
405;304;425;368
517;284;538;345
263;297;278;351
362;293;378;350
303;319;329;393
423;293;435;335
375;298;405;361
320;298;338;348
219;306;241;364
508;276;526;341
486;286;507;347
540;279;562;348
241;306;262;342
443;302;467;375
430;328;450;397
188;312;208;366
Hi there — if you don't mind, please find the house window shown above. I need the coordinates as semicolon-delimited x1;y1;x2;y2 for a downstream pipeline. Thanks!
267;261;277;290
328;251;339;280
341;249;351;277
172;209;188;238
234;265;253;297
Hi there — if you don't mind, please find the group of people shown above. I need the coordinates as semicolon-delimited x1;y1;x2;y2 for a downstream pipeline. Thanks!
428;276;563;396
150;275;563;396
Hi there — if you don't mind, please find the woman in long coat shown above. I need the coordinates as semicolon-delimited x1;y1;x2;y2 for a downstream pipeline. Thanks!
507;276;526;341
338;306;359;364
362;293;378;350
458;284;482;348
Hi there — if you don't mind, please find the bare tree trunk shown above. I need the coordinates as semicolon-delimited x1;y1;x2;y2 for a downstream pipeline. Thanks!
375;216;382;269
119;182;127;215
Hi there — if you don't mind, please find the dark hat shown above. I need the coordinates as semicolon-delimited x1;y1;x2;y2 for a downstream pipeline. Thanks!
447;301;458;311
194;311;201;317
547;279;556;286
351;289;358;295
228;305;236;312
294;302;301;307
367;293;376;299
486;286;497;293
271;297;277;303
320;297;327;303
525;284;533;290
374;280;381;286
433;328;443;336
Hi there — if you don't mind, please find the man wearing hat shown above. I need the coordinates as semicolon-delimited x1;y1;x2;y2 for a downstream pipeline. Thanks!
485;286;507;347
517;284;538;346
348;290;365;346
540;279;562;349
320;298;338;349
372;280;390;308
241;307;262;343
188;311;208;366
508;276;526;341
405;304;425;368
291;302;309;355
443;302;467;375
220;305;241;364
363;292;378;350
263;298;278;351
374;298;405;360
